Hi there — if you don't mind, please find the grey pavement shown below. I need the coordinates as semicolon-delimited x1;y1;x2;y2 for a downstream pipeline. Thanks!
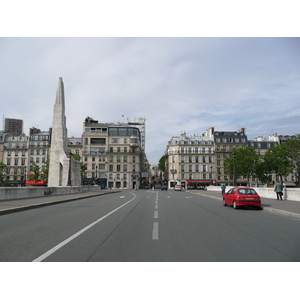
1;189;300;219
0;190;121;215
187;190;300;219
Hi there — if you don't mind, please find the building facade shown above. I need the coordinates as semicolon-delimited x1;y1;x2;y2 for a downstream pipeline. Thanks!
165;131;216;189
4;118;23;135
82;117;143;189
2;132;28;186
28;127;51;173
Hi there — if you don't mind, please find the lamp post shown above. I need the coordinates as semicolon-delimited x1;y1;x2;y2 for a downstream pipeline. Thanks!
232;151;237;186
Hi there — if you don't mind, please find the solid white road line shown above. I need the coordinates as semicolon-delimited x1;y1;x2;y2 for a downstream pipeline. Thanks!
32;193;137;262
152;222;159;240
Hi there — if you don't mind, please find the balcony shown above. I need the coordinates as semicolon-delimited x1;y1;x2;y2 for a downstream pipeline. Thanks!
170;169;177;174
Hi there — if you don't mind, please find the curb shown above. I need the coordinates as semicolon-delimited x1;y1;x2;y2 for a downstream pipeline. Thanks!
0;190;121;216
186;190;300;219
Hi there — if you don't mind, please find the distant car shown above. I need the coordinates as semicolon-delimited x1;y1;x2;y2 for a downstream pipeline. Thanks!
223;187;261;209
174;185;182;191
161;186;168;191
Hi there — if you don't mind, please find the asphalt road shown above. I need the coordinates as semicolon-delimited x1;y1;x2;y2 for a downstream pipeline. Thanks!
1;189;300;262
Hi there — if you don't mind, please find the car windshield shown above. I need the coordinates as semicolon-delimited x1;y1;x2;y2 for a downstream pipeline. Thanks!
238;189;257;195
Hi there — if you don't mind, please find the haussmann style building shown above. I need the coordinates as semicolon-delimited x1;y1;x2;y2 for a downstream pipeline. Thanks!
82;116;146;189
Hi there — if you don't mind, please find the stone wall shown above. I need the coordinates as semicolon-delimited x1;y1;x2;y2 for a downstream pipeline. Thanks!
0;186;82;201
207;185;300;201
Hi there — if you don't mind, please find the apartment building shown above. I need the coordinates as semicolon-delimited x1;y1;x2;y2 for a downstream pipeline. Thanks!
82;117;142;189
67;137;83;157
4;118;23;135
2;132;28;186
165;131;216;189
212;128;248;184
28;127;51;173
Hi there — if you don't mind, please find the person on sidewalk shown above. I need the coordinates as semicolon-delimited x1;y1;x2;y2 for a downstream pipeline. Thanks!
274;181;283;200
220;183;226;196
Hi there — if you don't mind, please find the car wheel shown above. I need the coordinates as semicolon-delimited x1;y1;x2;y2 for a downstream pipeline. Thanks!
233;201;238;209
223;199;227;206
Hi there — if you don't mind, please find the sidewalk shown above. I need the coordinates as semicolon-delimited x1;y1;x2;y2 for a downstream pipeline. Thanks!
187;190;300;219
0;190;120;215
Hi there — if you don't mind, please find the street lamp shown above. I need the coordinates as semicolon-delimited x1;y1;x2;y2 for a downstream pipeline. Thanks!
232;151;237;186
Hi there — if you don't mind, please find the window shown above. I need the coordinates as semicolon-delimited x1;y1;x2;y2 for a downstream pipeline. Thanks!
14;158;18;165
109;165;113;172
7;158;11;165
109;156;113;162
124;156;127;162
91;138;106;144
119;128;127;136
123;165;127;172
111;138;119;144
117;156;121;162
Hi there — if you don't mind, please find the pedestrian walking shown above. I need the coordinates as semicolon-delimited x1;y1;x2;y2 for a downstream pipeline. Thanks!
274;181;284;200
220;183;226;196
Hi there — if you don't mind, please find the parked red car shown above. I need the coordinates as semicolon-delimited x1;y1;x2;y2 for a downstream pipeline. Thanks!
223;187;262;209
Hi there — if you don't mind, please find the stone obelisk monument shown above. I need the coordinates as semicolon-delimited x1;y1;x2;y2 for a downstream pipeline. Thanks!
48;77;81;187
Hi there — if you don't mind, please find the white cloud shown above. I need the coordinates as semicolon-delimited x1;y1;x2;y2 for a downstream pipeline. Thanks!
1;37;299;164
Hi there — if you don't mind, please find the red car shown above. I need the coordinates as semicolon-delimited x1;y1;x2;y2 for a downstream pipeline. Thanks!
223;187;262;209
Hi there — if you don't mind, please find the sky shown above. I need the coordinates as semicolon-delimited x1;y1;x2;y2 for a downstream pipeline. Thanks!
1;37;299;165
1;2;299;166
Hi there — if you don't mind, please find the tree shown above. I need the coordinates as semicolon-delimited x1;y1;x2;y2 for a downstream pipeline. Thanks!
28;162;43;182
158;155;166;173
42;159;50;182
263;143;292;184
224;147;260;186
0;162;7;186
283;134;300;186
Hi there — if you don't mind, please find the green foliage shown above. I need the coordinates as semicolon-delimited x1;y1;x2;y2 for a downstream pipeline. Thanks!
282;134;300;186
263;143;292;183
224;147;261;186
0;162;7;186
158;155;166;172
28;162;42;181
